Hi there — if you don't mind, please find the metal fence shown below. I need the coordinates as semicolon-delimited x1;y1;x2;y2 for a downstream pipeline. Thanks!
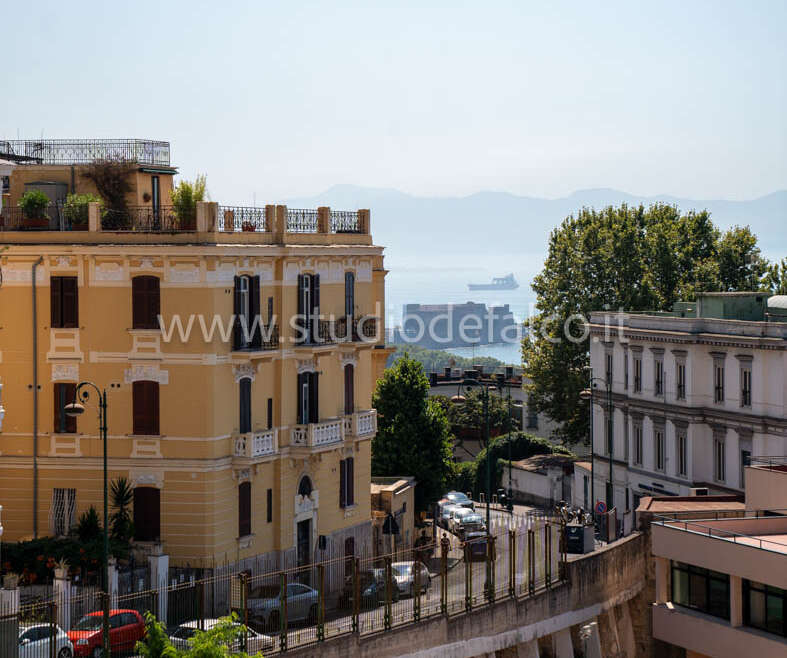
0;520;563;656
218;206;268;232
329;210;361;233
286;209;318;233
0;139;170;166
101;206;196;232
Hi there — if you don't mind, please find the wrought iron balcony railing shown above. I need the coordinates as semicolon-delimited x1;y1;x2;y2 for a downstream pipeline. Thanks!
330;210;361;233
101;206;196;232
286;208;318;233
294;316;379;346
0;139;170;166
218;205;268;232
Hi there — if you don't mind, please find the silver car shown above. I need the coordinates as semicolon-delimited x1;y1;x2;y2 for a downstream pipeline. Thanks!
390;561;431;597
248;582;319;631
169;618;274;653
19;624;74;658
444;491;474;510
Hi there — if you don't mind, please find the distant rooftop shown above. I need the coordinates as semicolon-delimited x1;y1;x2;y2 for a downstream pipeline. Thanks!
0;139;171;166
637;495;745;515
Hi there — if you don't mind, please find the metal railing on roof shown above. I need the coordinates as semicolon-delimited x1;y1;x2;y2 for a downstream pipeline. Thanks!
653;513;787;553
0;139;170;166
748;456;787;470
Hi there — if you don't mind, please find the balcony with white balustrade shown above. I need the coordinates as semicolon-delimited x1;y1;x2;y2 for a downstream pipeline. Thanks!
233;429;279;462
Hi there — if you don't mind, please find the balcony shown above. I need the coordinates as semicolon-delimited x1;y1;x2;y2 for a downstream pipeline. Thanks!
343;409;377;437
0;138;170;166
233;429;278;459
294;316;380;347
291;419;344;449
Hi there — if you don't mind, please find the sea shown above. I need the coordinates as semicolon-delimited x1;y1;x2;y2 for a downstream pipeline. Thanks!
385;263;539;366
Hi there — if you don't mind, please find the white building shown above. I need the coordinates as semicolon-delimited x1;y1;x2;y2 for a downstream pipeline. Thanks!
577;293;787;522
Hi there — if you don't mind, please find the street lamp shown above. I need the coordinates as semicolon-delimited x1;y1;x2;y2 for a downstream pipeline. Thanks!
65;382;110;658
579;367;614;528
451;376;511;600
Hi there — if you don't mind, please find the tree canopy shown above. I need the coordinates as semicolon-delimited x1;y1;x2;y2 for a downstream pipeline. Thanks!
371;354;455;509
523;203;773;445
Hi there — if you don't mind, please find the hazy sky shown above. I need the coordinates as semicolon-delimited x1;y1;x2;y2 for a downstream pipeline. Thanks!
4;1;785;203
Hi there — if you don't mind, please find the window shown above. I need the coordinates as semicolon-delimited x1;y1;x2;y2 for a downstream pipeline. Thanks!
526;404;539;429
605;353;613;386
132;276;160;330
654;359;664;396
605;413;613;456
714;435;726;482
744;580;786;637
714;363;725;403
50;276;78;328
671;561;730;620
741;366;752;407
296;273;320;344
151;175;160;215
339;457;355;508
132;381;160;435
238;482;251;537
625;487;630;511
654;427;665;471
345;271;355;318
633;357;642;392
583;475;589;509
741;449;751;488
297;476;313;498
239;378;251;433
634;423;643;466
267;398;273;430
344;364;354;416
233;275;261;350
676;363;686;400
624;415;629;462
50;488;76;536
677;431;687;476
297;372;319;424
133;487;161;542
266;488;273;523
624;352;629;390
54;383;77;433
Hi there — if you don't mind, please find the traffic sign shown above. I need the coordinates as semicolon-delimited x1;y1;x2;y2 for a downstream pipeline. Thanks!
595;500;607;515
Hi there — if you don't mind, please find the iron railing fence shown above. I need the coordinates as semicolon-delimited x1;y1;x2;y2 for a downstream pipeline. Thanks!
217;205;268;232
0;521;563;656
0;139;170;166
101;206;196;232
329;210;361;233
0;203;70;231
286;209;318;233
294;316;380;346
748;455;787;470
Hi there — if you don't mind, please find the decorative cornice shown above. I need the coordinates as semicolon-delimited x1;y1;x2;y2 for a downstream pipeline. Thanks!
124;364;169;385
232;363;257;382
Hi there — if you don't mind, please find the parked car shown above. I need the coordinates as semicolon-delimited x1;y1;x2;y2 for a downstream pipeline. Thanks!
68;609;145;657
390;561;431;597
464;531;489;561
449;507;486;539
19;623;74;658
247;582;319;631
444;491;474;510
169;618;274;653
338;568;400;609
437;500;459;529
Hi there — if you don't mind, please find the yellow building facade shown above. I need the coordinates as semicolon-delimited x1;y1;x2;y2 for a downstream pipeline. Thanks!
0;140;388;570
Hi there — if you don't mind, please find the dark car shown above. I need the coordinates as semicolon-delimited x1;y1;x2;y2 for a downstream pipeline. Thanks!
339;568;400;609
464;531;489;561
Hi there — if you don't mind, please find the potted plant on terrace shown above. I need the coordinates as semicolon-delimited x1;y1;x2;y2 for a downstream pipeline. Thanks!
18;190;51;229
63;192;101;231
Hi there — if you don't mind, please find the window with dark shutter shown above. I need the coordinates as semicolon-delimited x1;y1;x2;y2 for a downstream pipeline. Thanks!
345;271;355;318
339;459;346;508
250;275;261;348
133;381;160;435
238;482;251;537
132;276;160;330
51;277;79;328
239;378;251;433
347;457;354;506
54;383;77;434
266;488;273;523
267;398;273;430
309;371;319;423
133;487;160;542
344;365;354;415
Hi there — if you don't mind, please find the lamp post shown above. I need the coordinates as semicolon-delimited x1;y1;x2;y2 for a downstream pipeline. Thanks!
451;376;511;600
65;382;110;658
580;368;614;526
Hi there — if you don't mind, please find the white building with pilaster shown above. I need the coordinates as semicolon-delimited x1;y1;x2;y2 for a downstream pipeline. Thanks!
575;293;787;523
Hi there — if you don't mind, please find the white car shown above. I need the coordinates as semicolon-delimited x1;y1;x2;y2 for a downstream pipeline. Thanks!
169;618;274;653
390;561;431;597
19;623;74;658
247;582;320;631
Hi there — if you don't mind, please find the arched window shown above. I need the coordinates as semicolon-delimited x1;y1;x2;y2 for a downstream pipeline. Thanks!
298;476;313;498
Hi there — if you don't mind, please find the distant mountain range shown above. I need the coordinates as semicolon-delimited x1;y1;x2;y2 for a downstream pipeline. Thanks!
287;186;787;268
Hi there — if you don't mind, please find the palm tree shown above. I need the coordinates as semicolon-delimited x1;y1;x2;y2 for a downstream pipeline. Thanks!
110;477;134;543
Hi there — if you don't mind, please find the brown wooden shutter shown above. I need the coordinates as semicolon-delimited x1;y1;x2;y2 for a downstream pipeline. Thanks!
344;365;354;415
233;276;242;350
54;383;77;433
61;277;78;328
309;372;319;424
250;275;261;348
339;459;346;508
50;277;62;327
238;482;251;537
133;381;159;435
133;277;160;329
266;488;273;523
347;457;354;506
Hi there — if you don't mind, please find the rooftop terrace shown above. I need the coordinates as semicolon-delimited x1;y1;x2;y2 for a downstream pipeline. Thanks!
0;138;170;166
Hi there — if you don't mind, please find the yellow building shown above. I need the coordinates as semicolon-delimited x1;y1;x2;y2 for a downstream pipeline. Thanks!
0;138;389;570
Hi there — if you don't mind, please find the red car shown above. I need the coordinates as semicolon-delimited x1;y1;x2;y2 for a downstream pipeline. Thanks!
67;609;145;657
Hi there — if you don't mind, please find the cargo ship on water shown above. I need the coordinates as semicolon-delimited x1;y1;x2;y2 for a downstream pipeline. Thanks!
467;273;519;291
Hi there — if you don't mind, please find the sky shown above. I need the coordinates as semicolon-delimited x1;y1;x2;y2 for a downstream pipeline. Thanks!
3;0;785;203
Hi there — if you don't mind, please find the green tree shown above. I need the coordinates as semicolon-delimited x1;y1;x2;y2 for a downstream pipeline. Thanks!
171;174;208;225
110;477;134;543
386;344;505;371
135;611;179;658
433;389;519;438
523;203;768;445
372;354;455;509
764;258;787;294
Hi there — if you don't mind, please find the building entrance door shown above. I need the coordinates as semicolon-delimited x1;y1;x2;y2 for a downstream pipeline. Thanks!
297;518;311;584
